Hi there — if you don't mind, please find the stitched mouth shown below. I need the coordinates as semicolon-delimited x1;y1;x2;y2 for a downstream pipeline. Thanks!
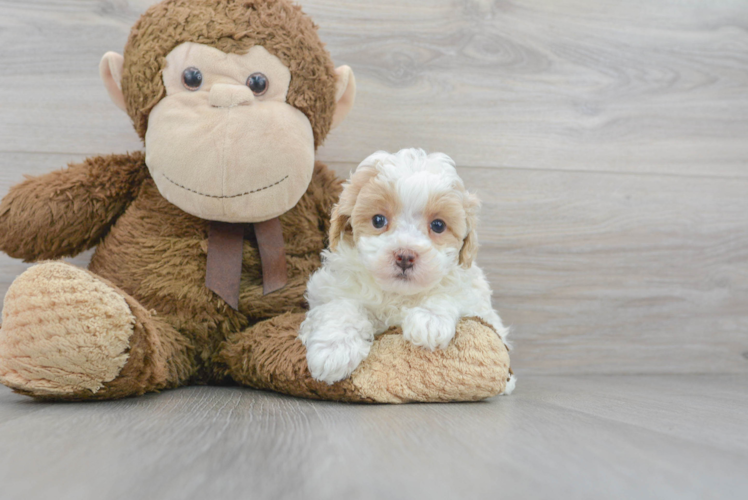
160;172;289;199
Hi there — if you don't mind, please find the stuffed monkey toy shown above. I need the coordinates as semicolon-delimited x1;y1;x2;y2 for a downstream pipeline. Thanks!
0;0;511;403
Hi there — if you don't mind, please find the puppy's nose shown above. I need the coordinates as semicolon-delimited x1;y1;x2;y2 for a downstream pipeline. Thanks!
395;251;418;271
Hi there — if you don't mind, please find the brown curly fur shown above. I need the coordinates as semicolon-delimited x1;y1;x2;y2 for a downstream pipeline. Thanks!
0;0;342;398
86;158;341;384
0;0;510;402
219;312;374;402
122;0;337;148
219;314;511;403
0;153;149;261
0;152;341;398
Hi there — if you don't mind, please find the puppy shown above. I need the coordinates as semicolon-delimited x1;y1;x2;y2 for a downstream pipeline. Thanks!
299;149;512;390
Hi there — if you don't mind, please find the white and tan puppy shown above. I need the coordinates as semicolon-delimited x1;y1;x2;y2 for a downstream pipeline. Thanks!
299;149;512;388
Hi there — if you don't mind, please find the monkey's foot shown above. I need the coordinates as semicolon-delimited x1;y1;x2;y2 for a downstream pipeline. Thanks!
347;318;513;403
0;262;136;398
222;313;512;403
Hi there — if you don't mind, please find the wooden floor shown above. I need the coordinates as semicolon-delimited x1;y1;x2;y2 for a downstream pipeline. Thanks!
1;1;747;499
1;0;747;375
0;375;746;500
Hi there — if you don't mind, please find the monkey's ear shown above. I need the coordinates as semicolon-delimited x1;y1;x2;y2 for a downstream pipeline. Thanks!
99;52;127;112
331;65;356;130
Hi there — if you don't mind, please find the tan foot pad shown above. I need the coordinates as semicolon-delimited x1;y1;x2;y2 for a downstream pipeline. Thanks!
350;318;512;403
0;262;135;396
226;313;511;403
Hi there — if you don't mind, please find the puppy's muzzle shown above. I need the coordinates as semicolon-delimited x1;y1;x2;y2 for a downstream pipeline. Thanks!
395;250;418;271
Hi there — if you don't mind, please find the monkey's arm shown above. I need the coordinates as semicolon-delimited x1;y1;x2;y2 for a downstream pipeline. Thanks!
0;152;148;261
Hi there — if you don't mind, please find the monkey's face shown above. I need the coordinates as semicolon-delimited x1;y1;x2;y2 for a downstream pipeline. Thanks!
144;42;316;223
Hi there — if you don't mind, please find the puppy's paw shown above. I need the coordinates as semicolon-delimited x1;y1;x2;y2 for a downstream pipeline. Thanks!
305;335;372;385
402;308;457;350
299;301;375;384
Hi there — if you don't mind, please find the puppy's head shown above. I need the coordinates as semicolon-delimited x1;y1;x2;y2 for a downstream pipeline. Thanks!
330;148;480;295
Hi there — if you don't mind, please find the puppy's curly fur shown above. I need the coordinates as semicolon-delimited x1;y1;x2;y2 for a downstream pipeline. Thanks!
299;149;513;389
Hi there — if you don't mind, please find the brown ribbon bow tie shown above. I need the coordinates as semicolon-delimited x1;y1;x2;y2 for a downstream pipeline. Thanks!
205;218;288;310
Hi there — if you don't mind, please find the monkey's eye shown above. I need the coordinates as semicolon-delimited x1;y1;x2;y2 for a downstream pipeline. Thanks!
430;219;446;233
372;214;388;229
182;67;203;91
247;72;268;96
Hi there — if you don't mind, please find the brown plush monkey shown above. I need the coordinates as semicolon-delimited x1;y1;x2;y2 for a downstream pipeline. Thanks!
0;0;510;402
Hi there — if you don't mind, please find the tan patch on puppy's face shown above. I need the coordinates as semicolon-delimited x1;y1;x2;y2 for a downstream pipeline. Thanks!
331;150;482;294
347;173;472;294
350;177;402;241
424;192;467;252
328;165;380;249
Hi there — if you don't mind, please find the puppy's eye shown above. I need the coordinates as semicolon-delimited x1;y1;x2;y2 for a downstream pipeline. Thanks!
430;219;446;233
372;214;388;229
182;67;203;91
247;72;268;95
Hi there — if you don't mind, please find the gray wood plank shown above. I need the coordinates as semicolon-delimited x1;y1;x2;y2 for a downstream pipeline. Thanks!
314;0;748;177
327;163;748;375
2;154;747;375
0;1;747;177
0;375;746;500
534;374;748;454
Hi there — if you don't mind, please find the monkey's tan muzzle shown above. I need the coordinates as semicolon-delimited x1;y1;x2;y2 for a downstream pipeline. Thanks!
209;83;255;108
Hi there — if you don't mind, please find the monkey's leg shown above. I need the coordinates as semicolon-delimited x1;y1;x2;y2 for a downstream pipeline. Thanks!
218;312;512;403
0;262;194;400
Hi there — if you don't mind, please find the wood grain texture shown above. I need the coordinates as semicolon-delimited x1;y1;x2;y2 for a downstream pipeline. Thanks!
2;154;748;375
1;0;748;176
2;3;747;498
314;0;748;177
0;375;746;500
1;1;748;375
327;162;748;375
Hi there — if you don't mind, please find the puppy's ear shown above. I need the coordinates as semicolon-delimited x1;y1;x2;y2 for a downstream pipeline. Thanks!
459;229;479;268
328;203;351;250
458;192;481;268
328;165;379;250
